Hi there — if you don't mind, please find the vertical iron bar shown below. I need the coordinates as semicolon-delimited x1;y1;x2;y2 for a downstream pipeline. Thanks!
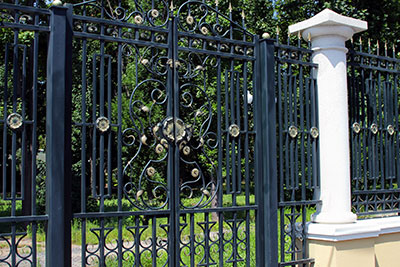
117;24;123;267
80;9;88;266
225;69;231;194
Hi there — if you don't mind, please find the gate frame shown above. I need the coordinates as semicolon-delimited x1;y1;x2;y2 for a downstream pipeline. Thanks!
46;5;73;267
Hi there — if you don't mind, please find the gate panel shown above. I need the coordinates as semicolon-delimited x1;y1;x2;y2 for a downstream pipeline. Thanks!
71;1;174;266
0;2;50;266
174;3;258;266
70;1;265;266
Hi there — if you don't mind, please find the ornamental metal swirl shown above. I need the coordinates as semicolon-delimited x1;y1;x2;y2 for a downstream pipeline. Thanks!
73;0;170;27
122;78;170;210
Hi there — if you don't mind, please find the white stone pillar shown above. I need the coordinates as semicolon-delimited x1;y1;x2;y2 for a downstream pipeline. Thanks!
289;9;367;224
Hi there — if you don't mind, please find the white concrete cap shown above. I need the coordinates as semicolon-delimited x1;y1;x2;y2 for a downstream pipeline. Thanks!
288;8;368;37
307;216;400;241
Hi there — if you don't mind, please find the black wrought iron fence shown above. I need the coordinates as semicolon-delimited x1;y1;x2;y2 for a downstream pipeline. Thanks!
274;34;320;267
348;39;400;217
0;1;322;266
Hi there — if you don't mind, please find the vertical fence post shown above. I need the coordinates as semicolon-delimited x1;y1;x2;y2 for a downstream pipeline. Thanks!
257;37;278;267
46;4;72;267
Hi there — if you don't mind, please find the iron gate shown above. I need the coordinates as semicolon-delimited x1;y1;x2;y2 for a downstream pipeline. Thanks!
69;1;270;266
0;1;278;266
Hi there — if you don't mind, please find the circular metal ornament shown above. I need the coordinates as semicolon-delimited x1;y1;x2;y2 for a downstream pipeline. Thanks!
288;126;298;138
182;146;190;155
387;125;395;135
134;15;143;24
200;26;209;35
186;15;194;25
162;117;188;143
96;116;110;132
151;9;159;18
7;113;23;130
146;167;156;176
310;127;319;139
155;144;164;154
370;123;378;134
229;124;240;138
191;168;199;178
352;122;361;134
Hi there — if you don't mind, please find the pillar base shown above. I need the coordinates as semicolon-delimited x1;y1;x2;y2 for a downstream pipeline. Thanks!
311;211;357;224
306;217;400;267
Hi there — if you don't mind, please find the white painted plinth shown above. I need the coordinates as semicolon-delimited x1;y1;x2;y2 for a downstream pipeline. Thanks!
289;9;367;224
307;216;400;241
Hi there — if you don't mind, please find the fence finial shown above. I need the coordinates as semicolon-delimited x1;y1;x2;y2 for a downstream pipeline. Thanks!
377;40;380;55
262;32;270;39
393;43;396;58
368;38;371;52
228;2;232;13
385;42;387;56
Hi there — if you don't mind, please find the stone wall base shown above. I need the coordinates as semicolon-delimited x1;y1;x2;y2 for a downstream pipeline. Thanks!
306;217;400;267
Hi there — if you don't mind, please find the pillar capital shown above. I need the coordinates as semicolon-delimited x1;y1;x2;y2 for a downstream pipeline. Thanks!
289;8;367;41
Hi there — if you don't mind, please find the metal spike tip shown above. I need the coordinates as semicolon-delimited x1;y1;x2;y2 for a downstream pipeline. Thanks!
307;32;311;42
377;40;379;49
170;0;174;11
276;26;280;35
368;38;371;47
241;9;245;19
215;0;218;6
228;2;232;12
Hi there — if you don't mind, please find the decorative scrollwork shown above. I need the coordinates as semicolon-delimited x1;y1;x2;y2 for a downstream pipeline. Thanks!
0;232;33;266
73;0;170;27
124;158;169;210
223;217;246;263
122;44;169;76
176;1;252;40
86;227;116;265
